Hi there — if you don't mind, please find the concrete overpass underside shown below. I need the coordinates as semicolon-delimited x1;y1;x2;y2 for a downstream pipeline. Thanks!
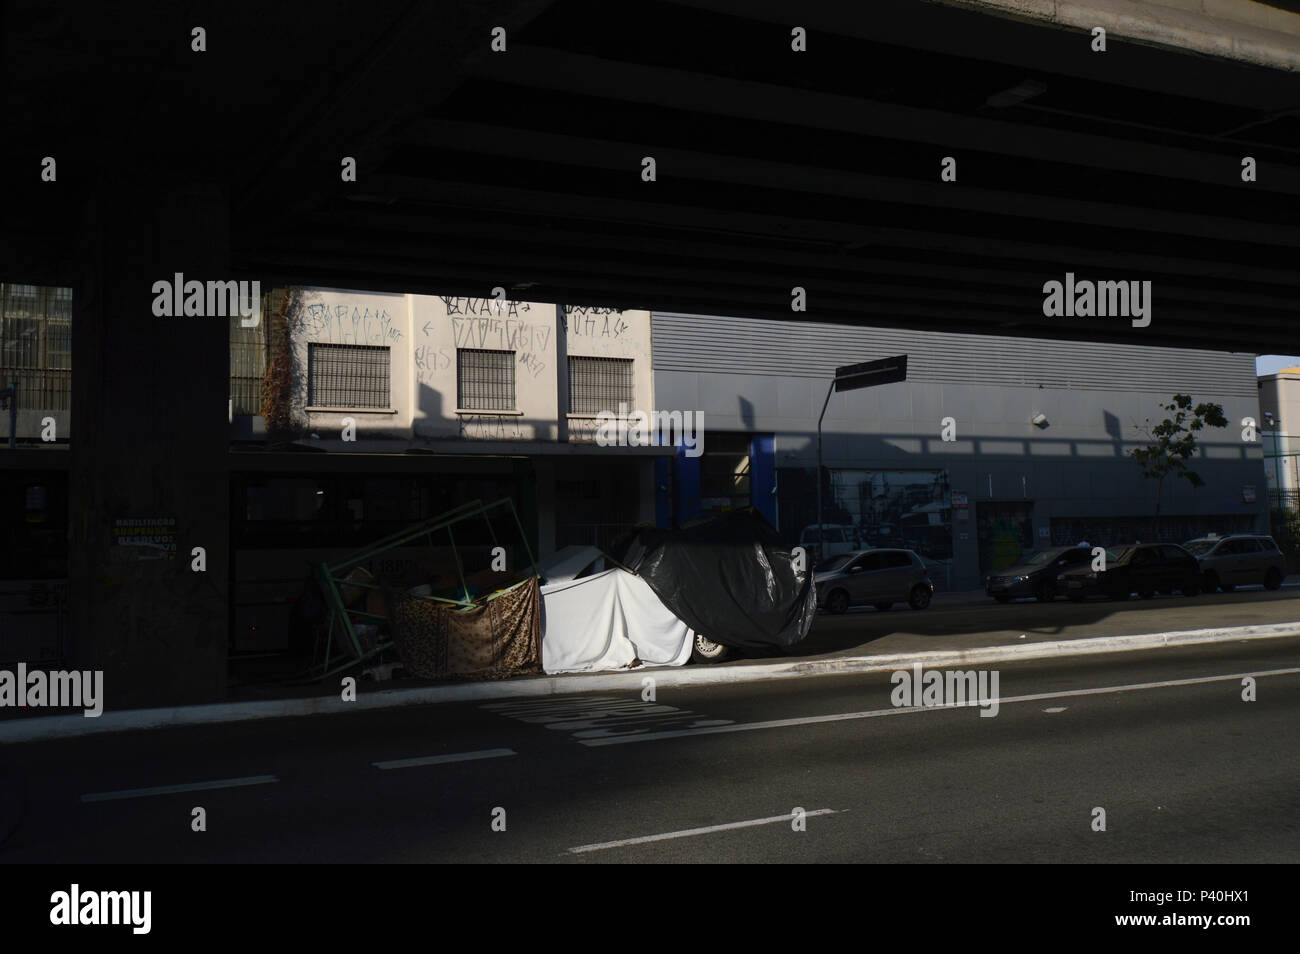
6;0;1300;352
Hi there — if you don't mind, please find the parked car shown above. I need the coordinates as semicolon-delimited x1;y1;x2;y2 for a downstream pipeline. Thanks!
985;545;1094;603
1056;543;1201;601
800;523;860;563
1182;534;1285;592
815;548;934;613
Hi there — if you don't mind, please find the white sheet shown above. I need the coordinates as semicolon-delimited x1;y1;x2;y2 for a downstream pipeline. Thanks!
540;568;694;673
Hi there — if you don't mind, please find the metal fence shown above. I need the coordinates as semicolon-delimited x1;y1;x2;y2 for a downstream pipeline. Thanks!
230;317;267;415
1267;489;1300;512
0;283;73;415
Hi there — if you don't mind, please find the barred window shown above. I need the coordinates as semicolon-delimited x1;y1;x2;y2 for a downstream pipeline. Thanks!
0;283;73;412
568;356;633;414
457;349;515;411
308;343;390;409
229;296;268;415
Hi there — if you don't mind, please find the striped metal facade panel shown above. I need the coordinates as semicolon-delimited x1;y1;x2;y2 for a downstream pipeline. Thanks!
651;312;1259;398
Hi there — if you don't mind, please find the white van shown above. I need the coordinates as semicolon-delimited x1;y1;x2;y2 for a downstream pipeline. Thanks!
799;523;860;563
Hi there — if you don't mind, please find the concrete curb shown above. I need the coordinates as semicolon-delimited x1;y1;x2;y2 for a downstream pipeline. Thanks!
4;621;1298;744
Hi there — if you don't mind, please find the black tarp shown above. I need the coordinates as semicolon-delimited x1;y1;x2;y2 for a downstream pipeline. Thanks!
608;508;816;650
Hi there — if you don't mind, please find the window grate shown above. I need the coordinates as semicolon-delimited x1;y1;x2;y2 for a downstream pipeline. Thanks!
308;343;390;409
230;300;268;415
0;284;73;413
457;349;515;410
568;356;633;414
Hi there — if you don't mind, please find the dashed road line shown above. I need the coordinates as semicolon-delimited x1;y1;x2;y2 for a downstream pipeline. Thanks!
374;748;516;770
568;809;838;854
81;775;279;803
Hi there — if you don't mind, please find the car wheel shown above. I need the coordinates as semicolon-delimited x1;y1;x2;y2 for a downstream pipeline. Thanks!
1181;582;1200;597
908;584;932;610
1035;581;1055;602
1107;587;1130;601
1067;592;1084;602
873;601;893;612
993;594;1012;604
691;633;731;663
825;589;850;615
1265;568;1283;591
1203;571;1220;593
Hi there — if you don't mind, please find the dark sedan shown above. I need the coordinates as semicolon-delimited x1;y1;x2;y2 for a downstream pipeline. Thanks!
1056;543;1201;601
986;545;1094;603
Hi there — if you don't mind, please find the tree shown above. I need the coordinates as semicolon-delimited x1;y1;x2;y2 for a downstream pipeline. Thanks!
1129;394;1228;539
260;286;302;444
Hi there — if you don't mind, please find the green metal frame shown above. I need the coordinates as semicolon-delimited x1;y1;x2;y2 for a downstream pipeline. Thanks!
306;496;540;681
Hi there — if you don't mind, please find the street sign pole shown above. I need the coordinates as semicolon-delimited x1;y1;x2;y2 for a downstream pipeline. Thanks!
816;356;908;564
816;379;836;564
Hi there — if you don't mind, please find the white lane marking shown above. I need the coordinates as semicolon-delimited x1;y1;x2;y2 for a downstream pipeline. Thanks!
374;748;516;770
579;666;1300;747
82;775;278;803
568;809;838;854
1043;707;1068;713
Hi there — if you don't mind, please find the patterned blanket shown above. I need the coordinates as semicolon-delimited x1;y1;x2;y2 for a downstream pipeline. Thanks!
388;577;541;681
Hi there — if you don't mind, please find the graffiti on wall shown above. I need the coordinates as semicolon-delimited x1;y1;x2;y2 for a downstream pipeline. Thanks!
563;306;630;340
451;316;552;352
297;302;401;345
441;297;532;318
459;414;526;441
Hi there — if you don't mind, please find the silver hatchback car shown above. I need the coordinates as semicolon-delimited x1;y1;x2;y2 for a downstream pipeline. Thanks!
815;548;934;614
1182;534;1286;592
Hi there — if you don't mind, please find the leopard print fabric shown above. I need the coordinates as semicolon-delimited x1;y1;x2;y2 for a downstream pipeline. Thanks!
388;576;541;682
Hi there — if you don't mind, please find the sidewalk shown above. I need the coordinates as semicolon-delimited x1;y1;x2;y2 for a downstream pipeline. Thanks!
4;585;1300;743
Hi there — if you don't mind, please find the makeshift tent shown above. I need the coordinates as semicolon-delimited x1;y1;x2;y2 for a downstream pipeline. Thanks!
608;508;816;651
307;497;538;680
540;568;693;673
389;576;542;681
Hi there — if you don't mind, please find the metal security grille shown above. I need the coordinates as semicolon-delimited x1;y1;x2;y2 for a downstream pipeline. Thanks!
568;356;633;414
457;349;515;410
229;302;267;415
0;283;73;413
308;343;390;408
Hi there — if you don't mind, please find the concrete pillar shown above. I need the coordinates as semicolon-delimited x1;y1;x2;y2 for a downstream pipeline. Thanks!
534;457;557;558
68;183;231;707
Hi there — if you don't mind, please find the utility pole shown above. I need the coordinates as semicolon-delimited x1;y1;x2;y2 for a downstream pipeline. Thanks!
1265;411;1280;509
816;356;908;563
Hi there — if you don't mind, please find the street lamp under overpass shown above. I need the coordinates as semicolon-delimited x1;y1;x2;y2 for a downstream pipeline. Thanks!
816;355;908;563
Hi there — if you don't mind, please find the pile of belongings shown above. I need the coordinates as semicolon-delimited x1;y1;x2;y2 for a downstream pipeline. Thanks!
388;576;543;682
538;508;815;673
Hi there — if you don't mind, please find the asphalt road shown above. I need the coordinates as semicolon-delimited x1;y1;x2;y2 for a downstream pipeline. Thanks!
788;582;1300;661
2;637;1297;863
